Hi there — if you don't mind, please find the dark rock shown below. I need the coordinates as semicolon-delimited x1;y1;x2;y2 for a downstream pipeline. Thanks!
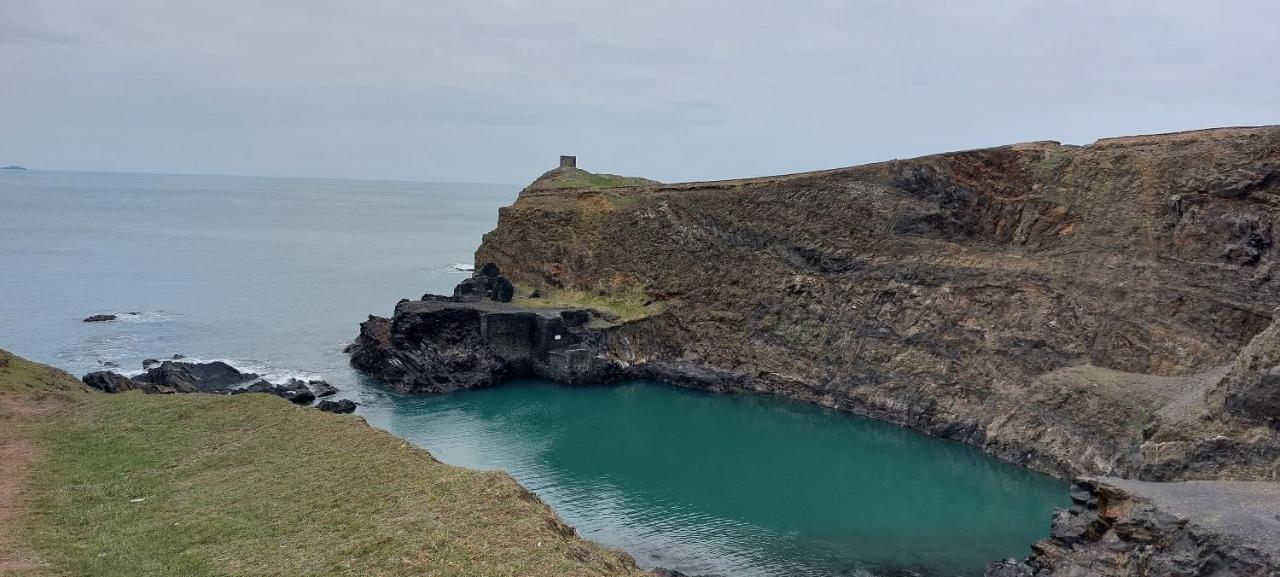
489;275;514;302
235;380;275;395
171;354;185;359
235;379;313;404
348;300;628;393
83;314;116;322
452;277;483;301
277;379;316;404
309;380;338;397
133;361;257;393
559;309;590;326
82;371;138;393
316;399;356;414
1014;479;1280;577
984;559;1032;577
452;263;516;303
142;358;161;368
529;289;542;298
99;360;119;368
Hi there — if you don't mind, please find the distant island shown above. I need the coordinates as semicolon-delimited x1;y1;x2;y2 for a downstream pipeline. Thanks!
1;165;27;170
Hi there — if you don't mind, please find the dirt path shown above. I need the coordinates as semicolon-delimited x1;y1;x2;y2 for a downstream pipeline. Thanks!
0;397;52;575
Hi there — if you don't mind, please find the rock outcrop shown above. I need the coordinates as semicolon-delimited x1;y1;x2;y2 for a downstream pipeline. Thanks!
83;360;258;394
132;360;258;393
316;399;356;414
82;314;116;322
988;478;1280;577
81;370;138;393
81;361;342;408
348;285;630;393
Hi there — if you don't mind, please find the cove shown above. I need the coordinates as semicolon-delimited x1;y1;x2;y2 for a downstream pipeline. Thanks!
358;379;1069;577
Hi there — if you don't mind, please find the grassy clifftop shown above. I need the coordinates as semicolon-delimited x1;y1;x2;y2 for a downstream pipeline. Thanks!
524;166;658;192
0;349;642;577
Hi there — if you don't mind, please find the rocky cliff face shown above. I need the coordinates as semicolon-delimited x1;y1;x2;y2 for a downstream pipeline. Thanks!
348;126;1280;577
463;126;1280;481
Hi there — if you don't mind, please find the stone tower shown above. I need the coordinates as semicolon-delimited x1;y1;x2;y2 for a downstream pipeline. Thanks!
560;155;576;169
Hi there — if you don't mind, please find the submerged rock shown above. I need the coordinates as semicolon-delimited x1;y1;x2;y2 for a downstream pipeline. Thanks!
316;399;356;414
983;560;1031;577
82;314;116;322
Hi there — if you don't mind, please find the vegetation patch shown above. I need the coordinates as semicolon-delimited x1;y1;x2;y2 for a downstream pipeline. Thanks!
528;168;658;191
511;287;661;324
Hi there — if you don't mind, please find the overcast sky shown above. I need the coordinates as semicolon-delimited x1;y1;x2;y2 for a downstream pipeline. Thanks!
2;1;1277;184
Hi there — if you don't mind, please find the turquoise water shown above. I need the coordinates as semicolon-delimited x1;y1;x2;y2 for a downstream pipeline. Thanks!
0;170;1066;577
364;380;1066;577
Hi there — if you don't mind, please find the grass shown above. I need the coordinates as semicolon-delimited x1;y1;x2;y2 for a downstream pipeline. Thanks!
0;350;643;577
0;350;86;398
528;168;658;191
510;287;660;324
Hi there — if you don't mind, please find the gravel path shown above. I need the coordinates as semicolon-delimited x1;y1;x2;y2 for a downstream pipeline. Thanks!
1100;476;1280;558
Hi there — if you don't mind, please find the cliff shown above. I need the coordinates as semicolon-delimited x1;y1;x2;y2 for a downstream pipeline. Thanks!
458;126;1280;481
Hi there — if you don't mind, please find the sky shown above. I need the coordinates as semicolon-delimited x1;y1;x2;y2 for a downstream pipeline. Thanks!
2;1;1278;184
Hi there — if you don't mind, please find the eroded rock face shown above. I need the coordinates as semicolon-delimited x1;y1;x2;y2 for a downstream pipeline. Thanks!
1004;478;1280;577
1216;318;1280;426
348;298;628;393
465;126;1280;480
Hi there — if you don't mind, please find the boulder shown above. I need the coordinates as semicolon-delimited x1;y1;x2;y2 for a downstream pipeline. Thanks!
984;559;1032;577
489;275;515;302
316;399;357;414
83;314;116;322
133;361;258;393
452;263;516;303
81;371;138;393
235;379;315;404
277;379;316;404
452;277;484;301
309;380;338;397
142;358;161;368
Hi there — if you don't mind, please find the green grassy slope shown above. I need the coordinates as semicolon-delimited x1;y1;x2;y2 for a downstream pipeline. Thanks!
0;349;642;577
525;167;659;191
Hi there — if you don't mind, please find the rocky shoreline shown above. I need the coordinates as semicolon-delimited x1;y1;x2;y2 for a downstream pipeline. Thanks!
83;358;356;413
349;126;1280;577
988;478;1280;576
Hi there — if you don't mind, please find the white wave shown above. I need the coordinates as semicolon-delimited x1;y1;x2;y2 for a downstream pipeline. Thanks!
448;262;474;272
157;355;325;384
115;310;179;323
